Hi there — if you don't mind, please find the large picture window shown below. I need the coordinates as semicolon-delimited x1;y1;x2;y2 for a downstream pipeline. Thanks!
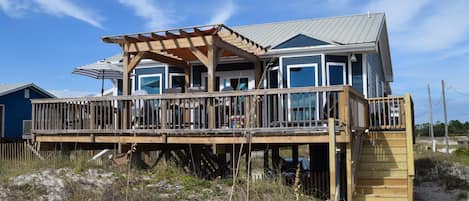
287;64;319;121
138;74;162;94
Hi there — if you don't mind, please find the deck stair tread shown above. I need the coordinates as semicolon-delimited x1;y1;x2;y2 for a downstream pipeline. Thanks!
355;131;411;201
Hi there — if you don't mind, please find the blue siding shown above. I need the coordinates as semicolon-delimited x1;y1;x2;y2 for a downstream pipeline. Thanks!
0;87;51;139
282;55;322;88
274;34;329;49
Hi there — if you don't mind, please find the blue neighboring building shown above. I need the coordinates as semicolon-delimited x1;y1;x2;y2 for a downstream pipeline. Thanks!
0;83;55;141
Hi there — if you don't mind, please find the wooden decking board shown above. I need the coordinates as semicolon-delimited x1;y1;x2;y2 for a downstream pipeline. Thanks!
35;134;350;144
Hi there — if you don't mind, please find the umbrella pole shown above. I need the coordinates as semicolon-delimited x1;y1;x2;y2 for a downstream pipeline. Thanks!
101;70;105;96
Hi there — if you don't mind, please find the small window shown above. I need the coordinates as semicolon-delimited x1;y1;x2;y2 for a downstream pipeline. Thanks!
24;89;30;98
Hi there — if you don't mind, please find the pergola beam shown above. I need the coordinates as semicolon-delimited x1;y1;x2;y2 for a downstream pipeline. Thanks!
127;52;146;73
213;36;259;63
189;47;209;66
143;51;189;68
124;35;214;53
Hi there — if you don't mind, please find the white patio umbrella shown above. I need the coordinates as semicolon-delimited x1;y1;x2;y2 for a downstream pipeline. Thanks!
73;55;123;96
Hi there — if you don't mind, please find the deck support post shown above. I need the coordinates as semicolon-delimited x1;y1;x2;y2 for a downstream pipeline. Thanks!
346;142;352;201
193;145;202;177
292;144;299;166
329;118;337;201
263;148;269;172
217;152;227;178
272;145;280;175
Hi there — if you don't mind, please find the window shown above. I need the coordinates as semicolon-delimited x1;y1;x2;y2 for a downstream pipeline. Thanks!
287;64;319;120
268;67;279;88
169;73;185;89
24;89;30;98
0;105;4;138
326;62;346;85
287;64;318;88
138;74;162;94
229;78;249;91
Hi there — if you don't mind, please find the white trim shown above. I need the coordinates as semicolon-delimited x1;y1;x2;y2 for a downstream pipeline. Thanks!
0;104;4;138
281;53;322;58
201;69;255;91
381;81;385;97
375;74;379;98
190;65;194;88
348;55;353;85
164;65;169;89
169;73;185;88
131;69;136;93
138;73;163;94
326;62;347;86
279;56;284;88
321;54;326;87
264;42;377;57
362;53;368;98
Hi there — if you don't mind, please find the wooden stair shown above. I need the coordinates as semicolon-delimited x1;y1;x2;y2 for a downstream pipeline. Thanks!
353;131;413;201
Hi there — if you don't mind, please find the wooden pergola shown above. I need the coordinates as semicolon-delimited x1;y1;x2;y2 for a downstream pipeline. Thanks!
102;24;268;95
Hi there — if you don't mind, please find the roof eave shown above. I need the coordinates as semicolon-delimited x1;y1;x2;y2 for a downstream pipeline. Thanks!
264;42;377;56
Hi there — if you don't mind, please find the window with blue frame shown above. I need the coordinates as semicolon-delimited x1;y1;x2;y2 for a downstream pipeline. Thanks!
288;64;318;121
139;74;162;94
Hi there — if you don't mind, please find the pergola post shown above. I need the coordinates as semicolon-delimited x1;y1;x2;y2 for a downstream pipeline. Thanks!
207;44;218;128
207;44;218;92
184;66;191;92
122;52;131;96
254;62;262;88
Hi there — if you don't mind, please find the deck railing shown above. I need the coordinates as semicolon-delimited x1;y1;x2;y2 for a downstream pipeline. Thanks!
368;96;406;130
31;86;366;135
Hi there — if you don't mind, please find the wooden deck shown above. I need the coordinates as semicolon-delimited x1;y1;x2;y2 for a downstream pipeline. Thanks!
30;86;370;143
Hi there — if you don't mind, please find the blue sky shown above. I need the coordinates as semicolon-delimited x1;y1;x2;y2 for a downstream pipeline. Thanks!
0;0;468;123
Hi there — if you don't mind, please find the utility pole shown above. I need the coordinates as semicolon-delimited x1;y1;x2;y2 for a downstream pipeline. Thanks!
428;84;435;152
442;80;449;154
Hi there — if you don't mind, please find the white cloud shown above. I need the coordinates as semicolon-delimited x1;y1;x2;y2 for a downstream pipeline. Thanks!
48;89;95;98
207;0;236;24
365;0;430;32
118;0;173;31
397;0;469;52
366;0;469;53
0;0;103;28
0;0;31;17
435;45;469;61
33;0;103;28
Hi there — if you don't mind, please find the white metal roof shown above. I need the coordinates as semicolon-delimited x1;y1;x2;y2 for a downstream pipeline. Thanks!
232;13;385;48
0;83;56;98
